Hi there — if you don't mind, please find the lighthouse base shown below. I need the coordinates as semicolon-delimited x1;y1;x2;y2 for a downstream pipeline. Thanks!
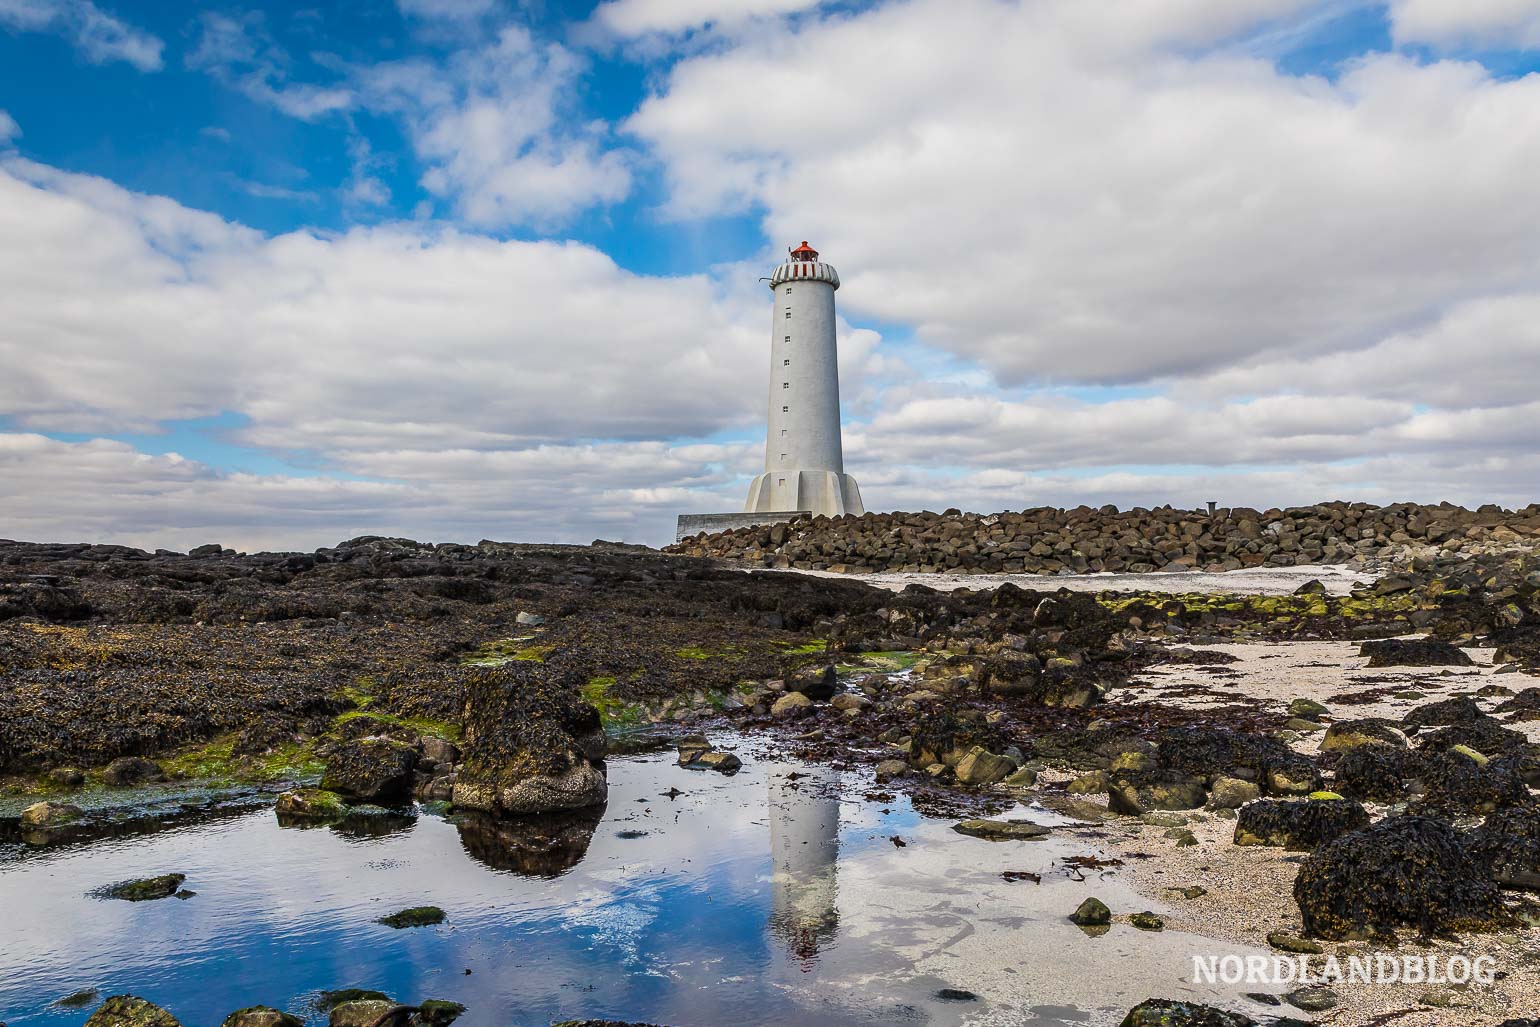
744;470;864;520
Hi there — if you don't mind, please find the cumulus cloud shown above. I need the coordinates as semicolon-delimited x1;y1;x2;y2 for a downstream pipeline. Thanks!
0;109;17;142
358;27;632;227
0;0;163;70
1388;0;1540;49
629;0;1540;387
0;158;768;451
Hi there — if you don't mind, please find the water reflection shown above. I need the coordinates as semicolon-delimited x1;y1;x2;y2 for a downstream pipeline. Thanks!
455;805;604;877
767;765;841;963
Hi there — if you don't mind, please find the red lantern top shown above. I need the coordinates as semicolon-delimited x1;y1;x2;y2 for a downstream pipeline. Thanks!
789;241;819;262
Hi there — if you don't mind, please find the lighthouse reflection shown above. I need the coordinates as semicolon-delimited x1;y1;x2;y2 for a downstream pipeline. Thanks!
767;764;842;963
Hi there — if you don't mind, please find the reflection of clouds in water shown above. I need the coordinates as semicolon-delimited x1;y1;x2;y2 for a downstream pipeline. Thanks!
562;895;663;970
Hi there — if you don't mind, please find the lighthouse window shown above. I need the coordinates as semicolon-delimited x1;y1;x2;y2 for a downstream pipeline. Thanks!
785;310;791;318
778;478;786;486
784;336;790;343
784;288;790;294
782;405;788;412
783;382;789;389
780;453;787;461
783;359;790;366
780;429;787;436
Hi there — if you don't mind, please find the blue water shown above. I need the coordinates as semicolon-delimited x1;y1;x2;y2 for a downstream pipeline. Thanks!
1;740;1275;1026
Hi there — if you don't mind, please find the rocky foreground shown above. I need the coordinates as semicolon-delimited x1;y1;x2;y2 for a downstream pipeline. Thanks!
668;501;1540;576
3;532;1540;1026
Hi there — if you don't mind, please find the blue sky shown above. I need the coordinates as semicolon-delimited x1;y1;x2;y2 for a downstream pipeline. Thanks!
3;0;1540;550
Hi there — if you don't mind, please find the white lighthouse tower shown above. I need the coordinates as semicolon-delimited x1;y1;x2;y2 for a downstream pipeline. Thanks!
742;242;864;519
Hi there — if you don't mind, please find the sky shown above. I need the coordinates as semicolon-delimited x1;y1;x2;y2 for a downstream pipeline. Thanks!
2;0;1539;552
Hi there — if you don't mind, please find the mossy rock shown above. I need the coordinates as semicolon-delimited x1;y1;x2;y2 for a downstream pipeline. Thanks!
415;1000;467;1027
274;789;348;823
315;991;391;1012
220;1008;303;1027
1119;999;1255;1027
328;1001;395;1027
1070;897;1112;926
1321;718;1408;753
376;905;445;929
84;996;182;1027
55;989;100;1009
100;874;186;902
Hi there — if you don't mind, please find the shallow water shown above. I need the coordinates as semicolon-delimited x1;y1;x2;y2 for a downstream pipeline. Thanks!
1;738;1276;1026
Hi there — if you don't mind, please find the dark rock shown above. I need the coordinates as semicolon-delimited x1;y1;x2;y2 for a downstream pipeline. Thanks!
1416;748;1531;814
1234;799;1370;850
451;664;607;816
1332;746;1425;803
376;905;445;929
952;819;1051;840
1107;768;1208;815
785;664;837;700
1069;897;1112;926
1295;816;1513;941
84;996;182;1027
102;757;166;787
456;806;603;877
321;737;418;803
1118;999;1256;1027
935;989;978;1001
1465;806;1540;890
1285;986;1338;1012
220;1008;304;1027
1403;696;1486;730
1130;911;1165;931
100;873;187;901
1360;638;1474;668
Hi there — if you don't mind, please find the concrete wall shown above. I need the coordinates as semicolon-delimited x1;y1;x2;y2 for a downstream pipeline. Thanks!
675;510;805;543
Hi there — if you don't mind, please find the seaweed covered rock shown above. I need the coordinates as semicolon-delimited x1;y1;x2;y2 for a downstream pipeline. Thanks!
1495;687;1540;722
220;1009;302;1027
1416;749;1531;815
452;664;607;816
1332;746;1425;803
1418;719;1531;758
320;737;417;803
1360;638;1474;668
1118;1000;1255;1027
84;997;181;1027
1155;727;1320;796
1465;806;1540;890
1295;816;1512;941
1321;718;1409;753
100;873;187;901
1235;798;1371;850
909;709;1001;769
103;757;166;787
1403;696;1486;731
1108;768;1208;816
976;652;1103;707
274;788;347;823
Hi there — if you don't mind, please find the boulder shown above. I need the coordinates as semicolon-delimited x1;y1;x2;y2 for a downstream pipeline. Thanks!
1332;746;1424;803
953;746;1017;786
328;1002;395;1027
1233;798;1370;850
786;664;837;700
952;819;1051;840
1360;638;1474;668
273;789;347;822
20;801;82;827
1206;777;1261;810
102;757;165;787
1069;897;1111;926
1107;769;1207;816
1465;806;1540;891
84;997;182;1027
874;758;909;781
1295;816;1512;941
321;737;418;803
771;692;813;718
1119;1000;1254;1027
220;1009;303;1027
451;664;607;816
101;873;187;901
1320;719;1409;753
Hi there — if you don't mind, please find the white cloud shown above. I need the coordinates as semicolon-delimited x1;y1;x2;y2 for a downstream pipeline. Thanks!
358;27;632;226
589;0;825;39
0;157;762;450
0;0;163;70
629;0;1540;388
0;109;17;142
186;12;353;120
1388;0;1540;49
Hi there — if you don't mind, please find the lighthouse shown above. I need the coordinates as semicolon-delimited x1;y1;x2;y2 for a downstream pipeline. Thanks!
742;242;865;519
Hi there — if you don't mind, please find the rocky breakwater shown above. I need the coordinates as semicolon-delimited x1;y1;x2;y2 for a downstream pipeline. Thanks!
667;501;1540;576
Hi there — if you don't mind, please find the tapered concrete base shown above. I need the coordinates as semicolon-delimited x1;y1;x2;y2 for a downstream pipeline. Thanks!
744;469;864;519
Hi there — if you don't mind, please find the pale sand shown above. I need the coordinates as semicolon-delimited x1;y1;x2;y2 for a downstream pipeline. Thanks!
790;563;1370;597
1067;641;1540;1025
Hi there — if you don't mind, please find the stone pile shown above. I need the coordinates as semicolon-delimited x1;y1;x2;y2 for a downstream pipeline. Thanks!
666;502;1540;575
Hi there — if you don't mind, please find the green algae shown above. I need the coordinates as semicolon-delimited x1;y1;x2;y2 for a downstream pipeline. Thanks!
376;905;446;929
159;736;325;785
461;637;551;666
332;709;460;742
